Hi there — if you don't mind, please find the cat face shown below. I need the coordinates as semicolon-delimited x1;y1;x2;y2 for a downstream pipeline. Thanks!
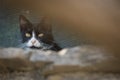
19;15;54;49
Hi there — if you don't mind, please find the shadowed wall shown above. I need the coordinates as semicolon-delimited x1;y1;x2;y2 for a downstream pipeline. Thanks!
0;1;87;48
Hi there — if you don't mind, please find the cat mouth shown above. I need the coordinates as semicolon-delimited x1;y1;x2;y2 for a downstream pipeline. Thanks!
30;46;42;49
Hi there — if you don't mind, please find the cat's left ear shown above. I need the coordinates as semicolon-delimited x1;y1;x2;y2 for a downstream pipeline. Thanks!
19;15;32;31
38;17;52;33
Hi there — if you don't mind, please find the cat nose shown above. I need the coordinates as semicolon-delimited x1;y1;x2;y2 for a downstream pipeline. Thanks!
31;40;36;44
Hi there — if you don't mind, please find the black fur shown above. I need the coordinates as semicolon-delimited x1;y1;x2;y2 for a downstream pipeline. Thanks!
19;15;62;51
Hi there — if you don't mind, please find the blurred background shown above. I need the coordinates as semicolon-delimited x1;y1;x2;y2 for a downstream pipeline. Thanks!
0;0;89;48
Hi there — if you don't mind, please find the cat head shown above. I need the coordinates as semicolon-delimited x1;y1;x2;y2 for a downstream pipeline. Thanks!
19;15;54;49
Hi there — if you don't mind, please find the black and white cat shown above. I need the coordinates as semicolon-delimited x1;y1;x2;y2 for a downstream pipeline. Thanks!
19;15;62;51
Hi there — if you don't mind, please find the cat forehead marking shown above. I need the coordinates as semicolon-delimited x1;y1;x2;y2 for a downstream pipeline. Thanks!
29;31;38;42
32;31;35;37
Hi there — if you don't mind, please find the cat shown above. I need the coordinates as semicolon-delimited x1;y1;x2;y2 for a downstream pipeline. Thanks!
19;15;62;51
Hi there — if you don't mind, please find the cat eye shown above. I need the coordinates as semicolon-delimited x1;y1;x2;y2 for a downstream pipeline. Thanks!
25;33;31;37
38;33;44;37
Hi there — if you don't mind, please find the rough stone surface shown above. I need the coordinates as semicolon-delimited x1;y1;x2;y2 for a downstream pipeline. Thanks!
47;73;120;80
0;46;120;80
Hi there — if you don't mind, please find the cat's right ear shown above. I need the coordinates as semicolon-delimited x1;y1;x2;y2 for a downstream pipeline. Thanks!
19;15;31;30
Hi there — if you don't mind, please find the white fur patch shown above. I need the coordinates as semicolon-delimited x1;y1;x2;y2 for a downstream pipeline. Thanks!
27;31;41;47
58;49;68;56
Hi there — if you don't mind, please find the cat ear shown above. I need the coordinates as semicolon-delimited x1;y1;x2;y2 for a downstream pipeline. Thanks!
19;15;32;30
38;17;52;33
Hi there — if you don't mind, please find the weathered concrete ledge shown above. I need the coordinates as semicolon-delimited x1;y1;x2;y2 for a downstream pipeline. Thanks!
0;46;120;80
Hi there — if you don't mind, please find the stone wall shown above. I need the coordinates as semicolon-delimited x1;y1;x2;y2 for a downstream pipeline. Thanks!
0;46;120;80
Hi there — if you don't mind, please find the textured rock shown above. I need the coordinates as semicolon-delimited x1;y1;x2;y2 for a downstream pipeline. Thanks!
0;46;120;80
47;73;120;80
